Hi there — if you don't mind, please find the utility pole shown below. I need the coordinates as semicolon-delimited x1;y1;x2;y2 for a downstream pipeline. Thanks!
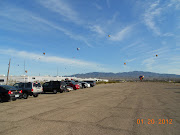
6;58;11;85
57;67;58;76
24;60;25;82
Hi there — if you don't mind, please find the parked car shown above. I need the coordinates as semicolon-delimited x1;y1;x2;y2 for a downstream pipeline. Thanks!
64;80;80;90
83;80;96;87
66;86;73;91
75;81;83;89
0;85;22;102
80;81;89;88
13;82;42;99
42;81;67;94
75;80;89;88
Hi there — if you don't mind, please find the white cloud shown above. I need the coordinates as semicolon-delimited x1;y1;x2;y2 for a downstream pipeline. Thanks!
143;0;162;35
110;26;133;41
146;47;169;55
121;41;141;51
163;33;175;37
31;16;92;47
142;57;156;70
0;6;92;47
168;0;180;10
127;58;136;62
107;12;119;24
38;0;82;24
0;49;101;69
94;3;102;10
89;25;105;36
143;0;179;36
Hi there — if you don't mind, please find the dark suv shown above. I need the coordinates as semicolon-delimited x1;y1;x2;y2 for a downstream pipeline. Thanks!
13;82;42;99
42;81;67;94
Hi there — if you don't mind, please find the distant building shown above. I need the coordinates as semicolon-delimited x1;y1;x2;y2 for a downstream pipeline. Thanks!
0;75;108;85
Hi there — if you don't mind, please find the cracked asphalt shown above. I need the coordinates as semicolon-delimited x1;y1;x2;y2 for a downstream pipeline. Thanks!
0;82;180;135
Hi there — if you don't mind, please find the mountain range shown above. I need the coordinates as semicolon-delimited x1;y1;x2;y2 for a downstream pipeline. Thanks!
70;71;180;80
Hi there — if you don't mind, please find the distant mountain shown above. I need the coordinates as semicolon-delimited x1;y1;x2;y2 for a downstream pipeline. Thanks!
70;71;180;80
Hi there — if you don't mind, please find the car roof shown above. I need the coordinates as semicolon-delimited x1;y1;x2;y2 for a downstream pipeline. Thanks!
0;85;17;90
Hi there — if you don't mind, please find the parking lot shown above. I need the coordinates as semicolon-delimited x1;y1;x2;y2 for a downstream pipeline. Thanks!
0;82;180;135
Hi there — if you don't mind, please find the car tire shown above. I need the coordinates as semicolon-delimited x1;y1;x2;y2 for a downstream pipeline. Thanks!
60;90;63;93
12;98;17;101
65;88;69;92
23;93;28;99
53;90;57;94
33;94;38;97
0;95;3;103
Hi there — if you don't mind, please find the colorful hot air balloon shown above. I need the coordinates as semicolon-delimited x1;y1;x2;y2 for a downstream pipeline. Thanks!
124;63;126;65
108;35;110;37
139;76;144;81
43;52;45;55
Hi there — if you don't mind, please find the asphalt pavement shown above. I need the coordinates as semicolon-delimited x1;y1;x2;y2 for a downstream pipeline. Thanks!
0;82;179;135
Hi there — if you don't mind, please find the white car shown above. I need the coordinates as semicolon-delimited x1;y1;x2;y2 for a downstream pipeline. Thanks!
87;83;91;88
67;86;74;91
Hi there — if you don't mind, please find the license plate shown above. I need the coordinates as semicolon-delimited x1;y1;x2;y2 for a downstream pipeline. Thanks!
15;95;19;97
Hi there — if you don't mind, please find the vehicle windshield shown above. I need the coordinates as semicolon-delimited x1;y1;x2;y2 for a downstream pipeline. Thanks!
71;81;76;85
1;85;17;90
33;83;41;87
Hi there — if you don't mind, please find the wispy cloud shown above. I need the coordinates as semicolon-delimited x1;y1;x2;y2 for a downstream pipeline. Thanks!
142;57;156;70
127;58;136;63
94;3;103;10
89;25;105;36
168;0;180;10
163;33;175;37
31;16;92;47
0;49;102;69
106;0;110;8
107;12;119;24
143;0;179;36
38;0;82;24
0;6;92;47
146;47;169;55
121;41;141;51
110;26;133;41
143;0;162;35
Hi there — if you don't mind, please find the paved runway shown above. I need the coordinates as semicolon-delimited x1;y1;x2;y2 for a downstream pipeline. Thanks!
0;82;179;135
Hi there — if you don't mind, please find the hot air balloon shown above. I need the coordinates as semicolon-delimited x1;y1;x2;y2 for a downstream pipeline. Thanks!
139;76;144;81
77;48;80;51
108;35;110;37
156;54;158;57
43;52;45;55
124;63;126;65
25;70;28;73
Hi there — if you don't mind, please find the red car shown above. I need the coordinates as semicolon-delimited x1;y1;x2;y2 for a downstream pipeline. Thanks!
64;80;80;90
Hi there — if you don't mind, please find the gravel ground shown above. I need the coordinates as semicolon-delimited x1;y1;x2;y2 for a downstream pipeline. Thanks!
0;82;179;135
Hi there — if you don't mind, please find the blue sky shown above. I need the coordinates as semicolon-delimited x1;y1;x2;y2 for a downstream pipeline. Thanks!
0;0;180;76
